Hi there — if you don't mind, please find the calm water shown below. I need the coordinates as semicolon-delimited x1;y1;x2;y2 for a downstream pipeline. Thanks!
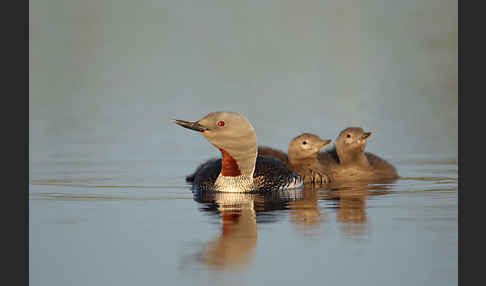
30;0;457;285
29;150;457;286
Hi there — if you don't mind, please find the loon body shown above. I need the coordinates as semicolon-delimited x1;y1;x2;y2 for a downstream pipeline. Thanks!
187;156;303;192
173;112;302;192
318;127;398;182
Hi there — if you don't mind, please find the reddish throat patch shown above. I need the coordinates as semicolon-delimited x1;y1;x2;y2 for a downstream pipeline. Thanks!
219;148;242;176
221;212;240;236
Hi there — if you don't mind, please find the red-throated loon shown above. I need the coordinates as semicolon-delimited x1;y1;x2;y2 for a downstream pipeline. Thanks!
173;112;303;192
259;133;332;184
318;127;398;182
259;129;398;184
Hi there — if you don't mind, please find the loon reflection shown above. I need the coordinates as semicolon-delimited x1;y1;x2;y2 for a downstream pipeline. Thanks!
193;189;303;270
191;179;395;270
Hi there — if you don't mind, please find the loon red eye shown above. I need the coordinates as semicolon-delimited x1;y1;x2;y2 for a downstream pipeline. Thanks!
217;121;225;127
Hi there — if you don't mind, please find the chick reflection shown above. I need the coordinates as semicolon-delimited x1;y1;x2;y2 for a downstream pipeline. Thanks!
289;185;325;236
321;179;394;237
194;190;301;270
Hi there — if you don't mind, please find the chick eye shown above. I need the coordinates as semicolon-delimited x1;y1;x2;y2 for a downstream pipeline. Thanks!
217;121;225;127
302;141;307;145
346;134;351;138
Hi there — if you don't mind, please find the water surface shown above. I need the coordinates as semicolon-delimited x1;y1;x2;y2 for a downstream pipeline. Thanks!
29;153;457;286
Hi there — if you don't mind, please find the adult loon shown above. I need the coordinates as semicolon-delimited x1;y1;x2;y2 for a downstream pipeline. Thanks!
173;112;303;192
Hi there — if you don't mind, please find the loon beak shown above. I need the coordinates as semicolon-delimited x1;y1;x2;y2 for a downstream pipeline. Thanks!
172;119;209;132
361;132;372;140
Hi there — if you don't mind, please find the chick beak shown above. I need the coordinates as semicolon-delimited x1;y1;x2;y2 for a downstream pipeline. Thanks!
172;119;209;132
321;139;332;148
361;132;372;140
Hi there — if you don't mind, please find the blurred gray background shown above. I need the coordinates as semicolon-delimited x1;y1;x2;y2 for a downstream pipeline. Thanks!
30;0;457;166
29;2;458;285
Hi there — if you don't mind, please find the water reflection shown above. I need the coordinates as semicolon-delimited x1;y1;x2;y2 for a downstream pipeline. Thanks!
199;195;257;270
287;180;394;238
320;179;395;237
190;180;396;270
193;190;302;270
288;186;325;236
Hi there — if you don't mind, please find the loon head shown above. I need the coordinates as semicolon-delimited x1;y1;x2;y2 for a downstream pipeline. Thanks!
173;112;258;178
335;127;371;164
287;133;331;165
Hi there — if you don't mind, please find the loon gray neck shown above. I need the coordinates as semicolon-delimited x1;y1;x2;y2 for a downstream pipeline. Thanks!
214;145;257;192
219;146;257;177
